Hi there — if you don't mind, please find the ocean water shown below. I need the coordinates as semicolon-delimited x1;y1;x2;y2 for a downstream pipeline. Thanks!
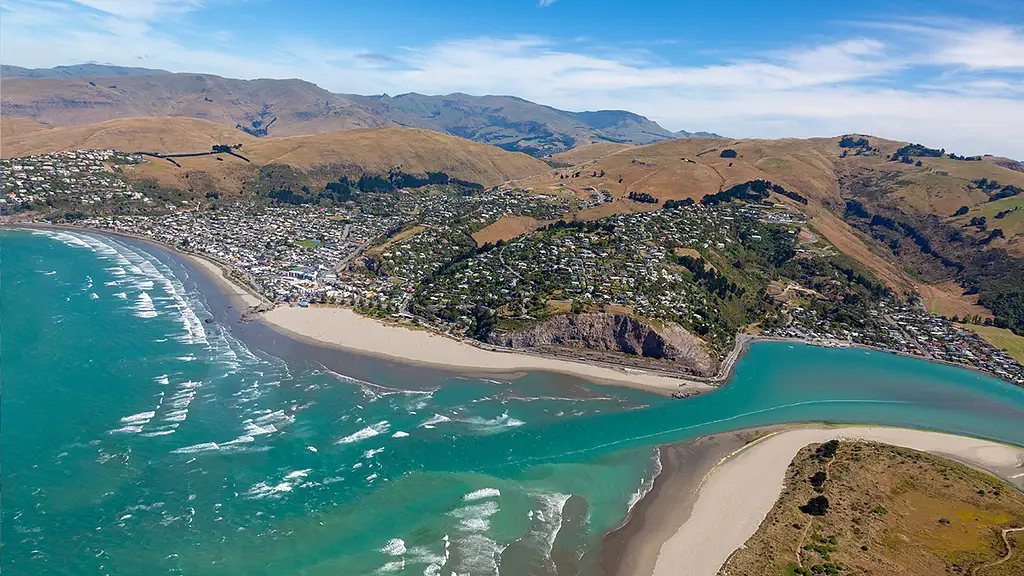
2;227;1024;576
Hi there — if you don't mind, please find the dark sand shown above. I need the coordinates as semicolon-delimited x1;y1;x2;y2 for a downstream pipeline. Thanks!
599;427;782;576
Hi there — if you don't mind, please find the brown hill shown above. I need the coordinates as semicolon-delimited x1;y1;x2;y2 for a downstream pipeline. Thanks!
165;128;546;193
246;127;546;179
0;116;549;193
550;141;634;165
1;117;54;138
1;74;385;137
1;116;261;157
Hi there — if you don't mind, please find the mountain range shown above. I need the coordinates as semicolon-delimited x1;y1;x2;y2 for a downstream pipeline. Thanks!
0;65;718;156
1;64;171;79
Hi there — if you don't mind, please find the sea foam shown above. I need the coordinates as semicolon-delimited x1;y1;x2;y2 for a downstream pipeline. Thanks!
337;421;390;444
463;488;501;501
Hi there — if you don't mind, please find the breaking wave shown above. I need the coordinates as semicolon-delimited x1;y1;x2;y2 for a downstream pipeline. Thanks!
337;421;390;444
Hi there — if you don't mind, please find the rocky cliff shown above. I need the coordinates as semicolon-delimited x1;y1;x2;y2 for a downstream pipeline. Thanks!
487;313;716;376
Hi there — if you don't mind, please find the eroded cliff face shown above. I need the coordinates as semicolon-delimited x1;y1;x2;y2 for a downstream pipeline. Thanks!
487;313;715;376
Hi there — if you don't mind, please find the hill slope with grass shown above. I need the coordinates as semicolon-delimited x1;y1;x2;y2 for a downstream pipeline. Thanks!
1;116;262;157
718;441;1024;576
0;116;550;194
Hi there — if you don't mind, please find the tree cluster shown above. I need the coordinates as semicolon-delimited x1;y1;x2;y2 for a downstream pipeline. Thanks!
676;254;745;299
663;198;695;209
989;185;1022;202
891;143;944;160
800;495;830;516
628;191;658;204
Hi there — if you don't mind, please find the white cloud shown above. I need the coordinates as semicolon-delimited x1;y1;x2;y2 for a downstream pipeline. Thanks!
935;26;1024;70
855;20;1024;71
70;0;203;21
2;1;1022;158
537;0;558;6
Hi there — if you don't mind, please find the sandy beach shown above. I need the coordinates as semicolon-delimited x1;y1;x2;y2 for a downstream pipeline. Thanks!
262;305;714;394
180;252;264;308
6;222;712;394
612;425;1024;576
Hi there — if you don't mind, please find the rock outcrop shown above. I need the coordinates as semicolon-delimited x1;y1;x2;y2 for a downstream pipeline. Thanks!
487;313;715;376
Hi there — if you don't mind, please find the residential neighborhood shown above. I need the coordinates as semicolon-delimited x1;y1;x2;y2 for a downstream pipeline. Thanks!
1;150;143;211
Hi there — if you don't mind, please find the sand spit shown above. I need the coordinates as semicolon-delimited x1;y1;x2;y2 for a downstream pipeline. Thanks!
616;425;1024;576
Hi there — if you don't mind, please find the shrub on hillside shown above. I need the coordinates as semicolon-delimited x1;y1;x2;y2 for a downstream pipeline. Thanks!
800;495;830;516
815;440;839;459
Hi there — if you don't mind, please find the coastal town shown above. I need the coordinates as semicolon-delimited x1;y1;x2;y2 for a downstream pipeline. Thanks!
3;148;1023;386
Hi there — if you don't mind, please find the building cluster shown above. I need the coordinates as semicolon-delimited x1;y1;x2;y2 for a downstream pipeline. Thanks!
82;185;573;306
85;205;402;301
766;298;1023;384
404;203;804;351
1;150;143;212
886;304;1023;383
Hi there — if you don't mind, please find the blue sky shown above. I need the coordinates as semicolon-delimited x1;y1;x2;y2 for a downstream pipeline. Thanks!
2;0;1023;157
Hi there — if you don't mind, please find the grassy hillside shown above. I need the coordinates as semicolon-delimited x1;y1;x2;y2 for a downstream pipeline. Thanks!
0;117;54;138
718;441;1024;576
0;117;550;194
1;117;261;157
549;141;634;165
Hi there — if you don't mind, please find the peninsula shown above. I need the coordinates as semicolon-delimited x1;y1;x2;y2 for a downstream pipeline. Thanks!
606;425;1024;576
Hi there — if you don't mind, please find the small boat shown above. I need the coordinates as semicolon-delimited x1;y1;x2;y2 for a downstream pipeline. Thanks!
298;300;309;308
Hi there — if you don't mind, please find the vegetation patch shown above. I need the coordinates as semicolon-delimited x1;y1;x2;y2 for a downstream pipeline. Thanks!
958;323;1024;364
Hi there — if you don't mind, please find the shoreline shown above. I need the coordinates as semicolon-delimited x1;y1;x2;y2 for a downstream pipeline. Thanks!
3;222;1012;393
6;222;270;309
605;424;1024;576
261;306;717;395
600;425;785;576
3;222;715;395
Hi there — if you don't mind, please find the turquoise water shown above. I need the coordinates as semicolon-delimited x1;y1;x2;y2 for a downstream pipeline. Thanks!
2;227;1024;576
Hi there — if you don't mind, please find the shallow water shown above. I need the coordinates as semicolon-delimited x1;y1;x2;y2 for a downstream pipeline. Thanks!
2;228;1023;576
